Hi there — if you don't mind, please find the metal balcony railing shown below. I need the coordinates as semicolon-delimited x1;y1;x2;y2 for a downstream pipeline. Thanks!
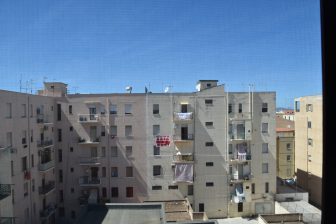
36;114;52;124
173;134;194;141
38;181;55;195
78;137;100;144
40;203;56;218
79;176;101;186
173;112;193;122
230;153;252;162
230;174;253;183
38;160;55;171
78;114;100;122
37;140;53;148
0;184;11;201
79;157;101;165
229;113;252;120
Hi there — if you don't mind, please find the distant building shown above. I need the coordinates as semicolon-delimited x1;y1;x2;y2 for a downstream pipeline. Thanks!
0;80;277;223
294;95;322;208
276;116;295;179
276;109;295;121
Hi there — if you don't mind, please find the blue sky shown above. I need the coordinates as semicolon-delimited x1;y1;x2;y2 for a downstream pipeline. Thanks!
0;0;321;108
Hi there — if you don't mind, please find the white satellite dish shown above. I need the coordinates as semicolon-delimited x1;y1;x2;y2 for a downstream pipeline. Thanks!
125;86;132;93
164;86;170;93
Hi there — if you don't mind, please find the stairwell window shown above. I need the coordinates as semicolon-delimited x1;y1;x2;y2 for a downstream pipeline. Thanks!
228;104;232;113
238;103;242;113
308;121;312;128
308;138;313;146
125;125;133;137
262;143;269;153
265;182;269;193
153;104;159;114
262;123;268;134
262;163;269;173
295;101;300;112
125;104;132;115
111;167;118;177
153;165;161;176
262;103;268;112
69;105;72;114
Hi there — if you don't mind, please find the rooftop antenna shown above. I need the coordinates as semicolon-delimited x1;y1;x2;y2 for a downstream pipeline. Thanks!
125;86;132;93
164;85;172;93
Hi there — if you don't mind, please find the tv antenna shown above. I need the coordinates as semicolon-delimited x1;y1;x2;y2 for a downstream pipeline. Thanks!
125;86;132;93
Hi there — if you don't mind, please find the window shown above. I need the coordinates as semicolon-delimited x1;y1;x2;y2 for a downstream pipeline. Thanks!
126;167;133;177
205;142;214;147
111;187;118;197
69;126;73;131
295;101;300;112
262;103;268;112
308;138;313;146
206;162;214;167
111;146;118;157
57;104;61;121
238;103;242;113
101;126;105;136
125;125;133;137
22;156;27;171
228;104;232;113
188;185;194;195
252;183;255;194
153;146;160;155
308;121;312;128
30;104;33;117
265;182;269;193
11;161;14;176
111;126;117;136
59;190;64;203
126;146;132;157
24;182;28;197
71;211;76;219
205;99;213;106
199;203;204;212
110;104;117;114
31;155;34;167
152;186;162;190
59;207;65;217
101;147;106;157
125;104;132;115
22;130;27;144
153;125;160;136
153;165;161;176
205;122;213;127
22;104;26;117
70;147;73;152
168;185;178;190
229;144;233;154
58;129;62;142
286;143;291;150
206;182;214;187
262;163;269;173
102;167;106;177
111;167;118;177
287;155;291;161
102;188;107;198
70;167;74;172
181;104;188;113
153;104;159;114
6;103;12;118
306;104;313;112
238;202;243;212
262;123;268;133
59;170;63;183
126;187;133;197
69;105;72;114
262;143;269;153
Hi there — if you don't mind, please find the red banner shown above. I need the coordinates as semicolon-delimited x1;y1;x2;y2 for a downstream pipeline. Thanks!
155;136;171;147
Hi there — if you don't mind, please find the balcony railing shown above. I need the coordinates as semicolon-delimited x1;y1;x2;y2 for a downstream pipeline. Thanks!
36;114;52;124
78;114;100;123
40;203;56;219
79;176;101;186
78;137;100;144
230;153;252;162
0;184;11;201
229;113;251;120
37;140;53;148
38;181;55;195
38;160;55;171
173;112;193;122
173;134;194;142
79;157;101;165
172;154;194;163
0;145;16;154
230;174;253;183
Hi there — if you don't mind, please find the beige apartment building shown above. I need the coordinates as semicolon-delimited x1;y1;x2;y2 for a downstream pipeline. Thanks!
276;116;295;179
0;80;276;223
294;95;322;208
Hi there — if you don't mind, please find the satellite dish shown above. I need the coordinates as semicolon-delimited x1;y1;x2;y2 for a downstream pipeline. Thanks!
125;86;132;93
164;86;170;93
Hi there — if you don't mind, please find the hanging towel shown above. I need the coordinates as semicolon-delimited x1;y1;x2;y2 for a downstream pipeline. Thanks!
174;163;193;183
175;112;193;120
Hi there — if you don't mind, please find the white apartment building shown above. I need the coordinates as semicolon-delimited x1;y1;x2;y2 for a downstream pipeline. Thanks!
0;80;276;223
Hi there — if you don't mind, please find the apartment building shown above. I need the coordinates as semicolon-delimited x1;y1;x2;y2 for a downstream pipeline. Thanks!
0;80;276;223
294;95;322;208
276;116;295;179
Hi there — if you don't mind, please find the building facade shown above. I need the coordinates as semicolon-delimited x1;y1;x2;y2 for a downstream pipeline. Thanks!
294;95;322;208
0;80;276;223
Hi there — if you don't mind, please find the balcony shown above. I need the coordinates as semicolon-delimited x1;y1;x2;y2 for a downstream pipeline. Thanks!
229;153;252;163
79;176;101;186
230;174;253;183
173;134;194;143
79;157;101;166
38;181;55;196
172;154;194;163
0;184;11;201
173;112;193;123
40;203;56;219
229;113;251;120
38;160;55;172
36;114;53;125
78;114;100;123
0;145;16;154
37;140;53;149
78;137;100;145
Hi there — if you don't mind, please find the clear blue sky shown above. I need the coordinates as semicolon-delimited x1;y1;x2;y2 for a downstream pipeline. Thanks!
0;0;321;108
